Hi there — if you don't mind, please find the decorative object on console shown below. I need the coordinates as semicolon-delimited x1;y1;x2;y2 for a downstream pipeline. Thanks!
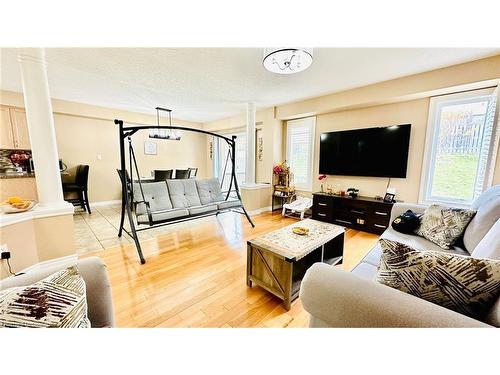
383;192;395;203
318;174;327;193
347;188;359;198
0;266;91;328
416;204;476;249
391;209;421;234
377;239;500;321
263;48;313;74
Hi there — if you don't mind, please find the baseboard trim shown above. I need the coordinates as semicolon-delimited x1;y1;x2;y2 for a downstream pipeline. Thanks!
21;254;79;274
91;200;121;207
247;206;272;216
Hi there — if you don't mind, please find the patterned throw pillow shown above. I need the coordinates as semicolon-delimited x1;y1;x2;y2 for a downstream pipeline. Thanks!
416;204;476;249
0;266;90;328
377;239;500;320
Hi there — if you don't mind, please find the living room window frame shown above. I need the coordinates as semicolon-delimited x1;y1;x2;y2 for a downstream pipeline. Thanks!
418;86;499;208
286;116;316;192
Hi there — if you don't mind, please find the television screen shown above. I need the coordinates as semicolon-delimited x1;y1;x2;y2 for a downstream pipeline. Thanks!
319;124;411;178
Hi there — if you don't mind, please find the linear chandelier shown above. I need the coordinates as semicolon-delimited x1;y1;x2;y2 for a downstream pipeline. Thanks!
149;106;181;140
263;48;313;74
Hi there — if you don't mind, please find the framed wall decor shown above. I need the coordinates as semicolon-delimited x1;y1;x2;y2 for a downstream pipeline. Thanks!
144;141;157;155
383;192;395;203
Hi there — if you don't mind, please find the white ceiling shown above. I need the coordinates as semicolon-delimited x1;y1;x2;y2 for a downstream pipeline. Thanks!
1;48;498;123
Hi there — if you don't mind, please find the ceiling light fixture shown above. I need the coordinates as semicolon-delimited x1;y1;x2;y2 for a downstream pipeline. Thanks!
149;107;181;140
263;48;313;74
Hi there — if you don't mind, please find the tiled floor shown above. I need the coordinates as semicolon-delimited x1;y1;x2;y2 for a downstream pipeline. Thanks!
73;205;130;254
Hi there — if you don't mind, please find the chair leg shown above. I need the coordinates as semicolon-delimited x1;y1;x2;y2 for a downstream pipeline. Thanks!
78;191;86;212
84;189;91;214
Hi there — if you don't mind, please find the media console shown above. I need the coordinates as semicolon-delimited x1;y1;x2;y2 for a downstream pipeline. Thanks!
312;192;395;234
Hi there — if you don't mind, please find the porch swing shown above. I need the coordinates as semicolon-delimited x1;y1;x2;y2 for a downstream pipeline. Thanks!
115;107;255;264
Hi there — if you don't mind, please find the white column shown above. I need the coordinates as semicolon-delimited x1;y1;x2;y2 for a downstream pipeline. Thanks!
18;48;68;209
245;102;256;184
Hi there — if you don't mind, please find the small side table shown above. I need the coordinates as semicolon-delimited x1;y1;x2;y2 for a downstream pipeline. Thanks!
272;189;295;212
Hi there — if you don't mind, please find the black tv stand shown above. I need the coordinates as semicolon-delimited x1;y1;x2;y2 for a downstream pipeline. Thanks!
312;192;395;234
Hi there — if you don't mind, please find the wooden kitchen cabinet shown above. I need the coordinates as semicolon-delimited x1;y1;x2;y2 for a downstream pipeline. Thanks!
10;108;31;149
0;105;31;149
0;106;15;148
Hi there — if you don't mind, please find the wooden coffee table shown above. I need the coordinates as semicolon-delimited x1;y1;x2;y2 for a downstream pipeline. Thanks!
246;219;344;310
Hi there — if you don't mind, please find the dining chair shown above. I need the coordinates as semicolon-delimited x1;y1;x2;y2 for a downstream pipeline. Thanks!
154;169;173;181
63;165;91;213
174;169;190;179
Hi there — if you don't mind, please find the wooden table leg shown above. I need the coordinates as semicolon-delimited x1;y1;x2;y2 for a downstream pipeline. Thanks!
246;243;253;287
283;260;293;311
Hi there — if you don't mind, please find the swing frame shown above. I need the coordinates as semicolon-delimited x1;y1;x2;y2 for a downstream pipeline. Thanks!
115;117;255;264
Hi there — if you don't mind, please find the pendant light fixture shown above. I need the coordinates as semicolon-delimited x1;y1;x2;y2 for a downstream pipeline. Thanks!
149;107;181;140
263;48;313;74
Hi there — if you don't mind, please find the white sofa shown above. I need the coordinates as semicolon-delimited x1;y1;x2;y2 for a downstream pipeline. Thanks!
300;187;500;327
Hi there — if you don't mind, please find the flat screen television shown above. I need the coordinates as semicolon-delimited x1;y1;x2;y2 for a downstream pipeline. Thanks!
319;124;411;178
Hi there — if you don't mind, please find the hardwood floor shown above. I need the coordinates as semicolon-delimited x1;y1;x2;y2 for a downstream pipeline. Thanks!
82;211;379;327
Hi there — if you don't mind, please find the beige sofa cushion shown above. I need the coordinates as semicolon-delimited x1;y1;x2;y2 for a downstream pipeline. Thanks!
471;219;500;260
463;198;500;253
415;204;476;249
377;239;500;321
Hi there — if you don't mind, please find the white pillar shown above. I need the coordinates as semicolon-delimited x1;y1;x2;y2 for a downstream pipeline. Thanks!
18;48;68;208
245;102;256;184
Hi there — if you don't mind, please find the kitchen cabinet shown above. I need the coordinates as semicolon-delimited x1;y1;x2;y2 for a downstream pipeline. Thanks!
0;105;31;149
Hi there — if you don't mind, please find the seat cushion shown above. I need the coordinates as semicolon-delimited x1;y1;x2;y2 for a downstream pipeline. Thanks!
136;208;189;224
377;239;500;321
217;198;241;210
0;266;90;328
463;197;500;253
188;204;218;216
195;178;225;205
167;179;202;208
351;262;378;281
415;204;476;249
133;181;172;214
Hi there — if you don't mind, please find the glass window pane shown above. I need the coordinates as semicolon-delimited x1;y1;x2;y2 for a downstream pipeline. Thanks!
428;96;493;203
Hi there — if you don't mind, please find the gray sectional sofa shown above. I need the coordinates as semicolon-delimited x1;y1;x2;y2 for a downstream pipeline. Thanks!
132;178;243;225
300;186;500;327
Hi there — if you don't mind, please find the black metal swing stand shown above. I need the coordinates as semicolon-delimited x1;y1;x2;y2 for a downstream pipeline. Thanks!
115;109;255;264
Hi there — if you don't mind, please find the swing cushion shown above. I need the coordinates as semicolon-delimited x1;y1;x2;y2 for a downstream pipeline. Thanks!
167;179;202;208
195;178;225;205
189;204;219;216
137;208;189;224
133;181;173;214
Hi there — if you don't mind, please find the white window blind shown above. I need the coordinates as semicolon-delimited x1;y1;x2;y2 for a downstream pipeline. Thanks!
419;87;499;206
286;117;316;191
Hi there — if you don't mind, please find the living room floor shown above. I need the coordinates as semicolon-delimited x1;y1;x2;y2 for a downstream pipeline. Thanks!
79;209;379;327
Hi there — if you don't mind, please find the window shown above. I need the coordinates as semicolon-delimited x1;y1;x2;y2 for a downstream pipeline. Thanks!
419;87;499;206
286;117;316;191
213;131;246;192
